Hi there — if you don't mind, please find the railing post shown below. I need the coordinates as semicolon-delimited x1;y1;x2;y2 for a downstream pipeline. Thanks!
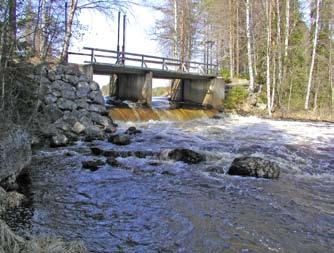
142;55;145;67
90;49;94;63
162;58;166;70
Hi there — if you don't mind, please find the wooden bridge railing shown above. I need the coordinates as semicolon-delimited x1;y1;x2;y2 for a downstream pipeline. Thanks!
69;47;219;76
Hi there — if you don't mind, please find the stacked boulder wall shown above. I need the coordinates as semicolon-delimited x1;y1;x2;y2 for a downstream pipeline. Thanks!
34;64;115;145
0;128;31;190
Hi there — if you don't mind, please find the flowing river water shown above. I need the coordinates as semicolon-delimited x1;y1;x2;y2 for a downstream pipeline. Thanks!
3;98;334;253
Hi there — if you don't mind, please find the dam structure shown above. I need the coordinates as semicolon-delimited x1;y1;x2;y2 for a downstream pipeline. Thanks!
69;47;225;109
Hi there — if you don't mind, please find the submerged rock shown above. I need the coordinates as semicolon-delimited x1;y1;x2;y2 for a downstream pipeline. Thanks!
82;159;105;171
167;149;205;164
227;156;280;179
205;166;225;174
106;157;119;166
90;147;157;159
125;127;142;135
108;134;131;146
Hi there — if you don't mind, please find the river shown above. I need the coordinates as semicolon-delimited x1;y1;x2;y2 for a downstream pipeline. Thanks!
3;99;334;252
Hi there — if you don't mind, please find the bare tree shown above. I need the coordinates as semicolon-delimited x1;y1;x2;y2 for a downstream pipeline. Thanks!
229;0;234;79
283;0;290;59
60;0;79;62
245;0;255;92
305;0;322;110
272;0;282;108
265;0;272;116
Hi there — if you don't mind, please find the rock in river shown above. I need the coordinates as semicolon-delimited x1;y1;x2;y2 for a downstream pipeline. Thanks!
108;134;131;146
125;127;142;135
50;133;69;147
82;159;105;171
227;156;280;179
167;149;204;164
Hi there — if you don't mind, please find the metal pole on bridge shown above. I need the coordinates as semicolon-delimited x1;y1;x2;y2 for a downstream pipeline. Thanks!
117;11;121;64
122;14;126;65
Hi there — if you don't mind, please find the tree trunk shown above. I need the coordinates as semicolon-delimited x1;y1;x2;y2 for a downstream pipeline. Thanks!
313;79;319;112
245;0;255;93
60;0;79;62
271;53;276;109
266;0;272;117
330;13;333;118
39;0;47;59
305;0;322;110
281;0;290;106
32;0;42;55
173;0;178;58
275;0;282;106
8;0;17;45
287;76;293;111
284;0;290;59
229;0;234;79
236;1;240;76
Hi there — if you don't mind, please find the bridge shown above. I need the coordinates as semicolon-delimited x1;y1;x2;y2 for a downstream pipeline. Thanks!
69;47;225;108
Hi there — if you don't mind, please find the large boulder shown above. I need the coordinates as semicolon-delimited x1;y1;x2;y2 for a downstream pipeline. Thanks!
227;156;280;179
0;128;31;189
167;149;204;164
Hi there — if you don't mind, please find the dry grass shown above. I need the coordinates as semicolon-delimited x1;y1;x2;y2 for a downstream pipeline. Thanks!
272;109;334;123
0;220;88;253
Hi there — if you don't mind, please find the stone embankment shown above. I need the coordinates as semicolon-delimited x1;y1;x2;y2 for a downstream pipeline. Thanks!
34;64;116;147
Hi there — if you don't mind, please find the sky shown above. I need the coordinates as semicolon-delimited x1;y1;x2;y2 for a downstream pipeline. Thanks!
69;3;169;87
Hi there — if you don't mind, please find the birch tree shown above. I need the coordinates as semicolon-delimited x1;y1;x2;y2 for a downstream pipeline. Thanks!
265;0;272;116
245;0;255;93
305;0;322;110
60;0;79;62
272;0;282;108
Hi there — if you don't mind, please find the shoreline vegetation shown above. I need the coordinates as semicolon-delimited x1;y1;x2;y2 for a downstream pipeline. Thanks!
223;85;333;123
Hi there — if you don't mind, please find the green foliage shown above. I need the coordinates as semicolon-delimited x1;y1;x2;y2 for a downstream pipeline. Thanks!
101;84;110;97
224;86;248;109
220;68;231;83
152;86;170;97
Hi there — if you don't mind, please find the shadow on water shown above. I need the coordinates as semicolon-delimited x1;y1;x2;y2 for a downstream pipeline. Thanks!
3;114;334;253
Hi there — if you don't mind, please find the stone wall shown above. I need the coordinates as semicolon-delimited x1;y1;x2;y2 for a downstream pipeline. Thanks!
35;64;115;147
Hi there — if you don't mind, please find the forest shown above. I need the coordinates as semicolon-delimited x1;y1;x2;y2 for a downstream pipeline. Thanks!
0;0;333;120
152;0;333;117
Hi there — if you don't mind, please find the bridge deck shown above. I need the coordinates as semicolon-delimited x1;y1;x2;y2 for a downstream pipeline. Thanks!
90;63;217;80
